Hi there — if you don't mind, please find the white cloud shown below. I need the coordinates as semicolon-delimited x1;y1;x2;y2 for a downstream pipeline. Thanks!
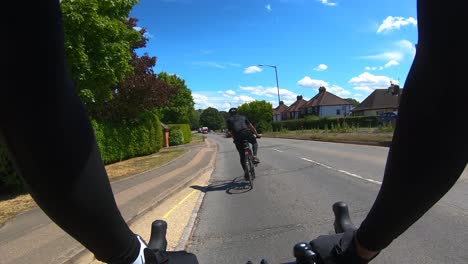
133;26;142;31
313;64;328;71
193;92;231;110
239;85;297;101
348;72;395;95
193;61;226;69
377;16;417;34
396;39;416;57
328;85;351;97
360;39;415;63
297;76;329;89
226;62;242;67
384;60;399;68
265;4;272;11
233;95;255;103
361;39;415;71
225;89;236;95
243;66;262;74
353;93;365;102
192;93;210;108
144;32;154;38
318;0;337;6
360;52;403;61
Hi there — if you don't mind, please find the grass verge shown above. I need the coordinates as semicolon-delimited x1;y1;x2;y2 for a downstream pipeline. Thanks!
0;146;191;226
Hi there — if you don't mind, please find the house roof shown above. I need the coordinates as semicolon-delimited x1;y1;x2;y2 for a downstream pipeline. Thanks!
351;88;402;112
285;95;308;112
302;87;351;108
273;101;289;115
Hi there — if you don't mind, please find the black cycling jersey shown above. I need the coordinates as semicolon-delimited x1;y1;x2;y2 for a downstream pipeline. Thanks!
1;0;466;263
226;114;251;134
2;1;139;263
355;0;468;251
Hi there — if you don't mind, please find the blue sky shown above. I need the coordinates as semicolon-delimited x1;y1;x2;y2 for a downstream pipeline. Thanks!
129;0;418;110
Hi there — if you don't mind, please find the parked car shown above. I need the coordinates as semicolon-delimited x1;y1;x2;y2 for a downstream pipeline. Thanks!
202;127;209;134
225;130;232;138
378;111;398;126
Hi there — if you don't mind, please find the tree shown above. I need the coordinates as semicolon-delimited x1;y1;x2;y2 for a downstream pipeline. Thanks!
189;109;202;130
237;100;273;133
344;98;360;107
90;18;173;120
199;107;225;131
61;0;140;111
156;72;195;124
219;111;229;122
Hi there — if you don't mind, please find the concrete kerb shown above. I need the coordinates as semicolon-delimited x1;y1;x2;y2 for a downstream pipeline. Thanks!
175;140;218;250
64;139;218;264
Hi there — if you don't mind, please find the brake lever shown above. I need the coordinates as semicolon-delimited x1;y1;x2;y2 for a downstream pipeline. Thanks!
147;220;168;251
333;201;356;233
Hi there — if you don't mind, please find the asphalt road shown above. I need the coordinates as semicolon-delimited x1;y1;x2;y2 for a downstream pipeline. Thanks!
187;134;468;264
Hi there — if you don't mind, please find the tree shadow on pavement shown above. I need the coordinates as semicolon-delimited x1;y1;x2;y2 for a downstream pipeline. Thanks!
190;177;252;194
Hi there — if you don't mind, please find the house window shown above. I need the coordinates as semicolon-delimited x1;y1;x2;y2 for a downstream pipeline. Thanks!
336;109;341;115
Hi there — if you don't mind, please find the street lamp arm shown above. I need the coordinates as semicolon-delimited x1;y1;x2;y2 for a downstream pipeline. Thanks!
258;64;276;68
257;64;280;105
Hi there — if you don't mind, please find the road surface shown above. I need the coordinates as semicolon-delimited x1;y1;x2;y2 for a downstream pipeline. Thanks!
187;134;468;264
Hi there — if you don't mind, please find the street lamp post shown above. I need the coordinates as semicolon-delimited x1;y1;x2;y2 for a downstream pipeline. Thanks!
258;64;280;106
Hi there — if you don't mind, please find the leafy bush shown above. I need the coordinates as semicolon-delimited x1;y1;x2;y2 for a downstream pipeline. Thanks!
168;124;191;144
169;129;184;146
256;120;272;133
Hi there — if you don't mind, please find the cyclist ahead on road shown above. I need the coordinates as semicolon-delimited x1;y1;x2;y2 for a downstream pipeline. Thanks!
226;108;261;179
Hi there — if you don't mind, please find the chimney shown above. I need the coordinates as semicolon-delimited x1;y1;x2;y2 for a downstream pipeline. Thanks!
388;83;400;95
297;95;303;100
319;86;326;93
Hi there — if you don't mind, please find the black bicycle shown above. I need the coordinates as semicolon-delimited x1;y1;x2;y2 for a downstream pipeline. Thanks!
242;135;261;188
144;201;356;264
242;139;256;187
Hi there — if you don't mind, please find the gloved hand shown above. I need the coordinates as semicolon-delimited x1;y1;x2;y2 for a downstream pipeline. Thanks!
309;230;378;264
143;248;199;264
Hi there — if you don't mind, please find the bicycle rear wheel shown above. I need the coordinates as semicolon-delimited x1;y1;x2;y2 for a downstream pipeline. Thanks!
244;154;254;188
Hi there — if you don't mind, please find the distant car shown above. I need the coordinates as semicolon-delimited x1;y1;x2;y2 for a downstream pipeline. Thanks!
378;111;398;126
225;131;232;138
202;127;209;134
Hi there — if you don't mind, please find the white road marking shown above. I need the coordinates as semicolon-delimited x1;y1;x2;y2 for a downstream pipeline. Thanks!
273;148;284;152
301;158;382;185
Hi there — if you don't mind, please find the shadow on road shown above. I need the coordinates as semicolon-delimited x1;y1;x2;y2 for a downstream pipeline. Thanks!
191;177;252;194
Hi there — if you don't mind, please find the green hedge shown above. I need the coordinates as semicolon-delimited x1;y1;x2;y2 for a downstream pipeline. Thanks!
169;129;184;146
272;116;379;131
92;111;163;164
168;124;191;144
0;112;163;192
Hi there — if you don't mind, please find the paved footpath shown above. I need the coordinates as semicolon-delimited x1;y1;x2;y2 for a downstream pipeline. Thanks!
0;139;218;264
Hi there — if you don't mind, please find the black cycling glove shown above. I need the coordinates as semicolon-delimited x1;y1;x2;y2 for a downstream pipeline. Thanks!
309;230;378;264
143;248;199;264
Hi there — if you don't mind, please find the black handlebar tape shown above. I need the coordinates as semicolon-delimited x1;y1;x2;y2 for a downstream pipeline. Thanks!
333;201;357;233
147;220;168;251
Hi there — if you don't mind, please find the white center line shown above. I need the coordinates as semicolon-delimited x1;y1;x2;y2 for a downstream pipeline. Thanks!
301;157;382;185
273;148;284;152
